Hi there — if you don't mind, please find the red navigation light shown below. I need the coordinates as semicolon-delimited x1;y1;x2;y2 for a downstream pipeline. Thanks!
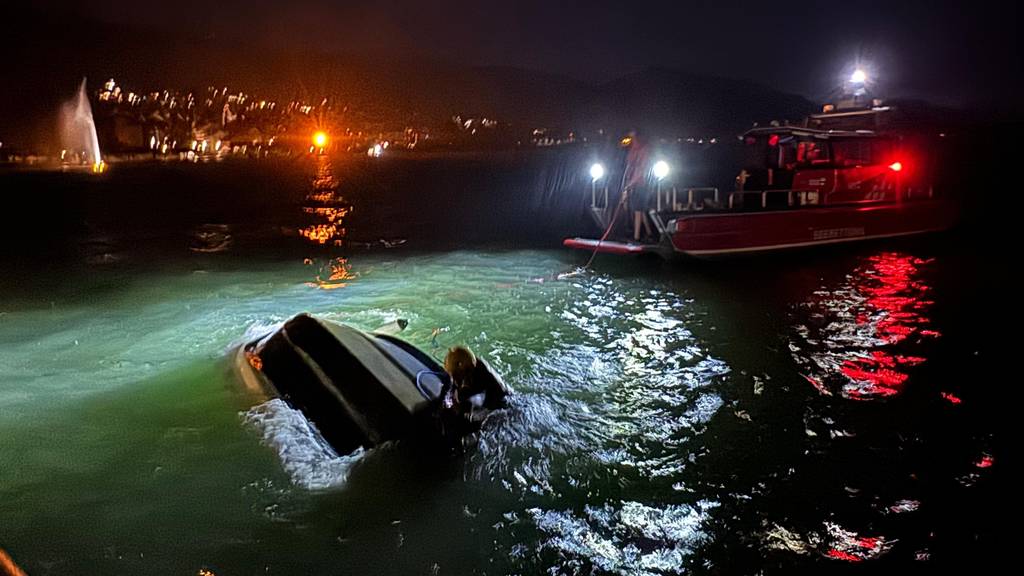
768;134;780;147
889;161;903;172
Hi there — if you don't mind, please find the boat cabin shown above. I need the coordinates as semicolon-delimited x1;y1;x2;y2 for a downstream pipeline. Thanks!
736;126;906;207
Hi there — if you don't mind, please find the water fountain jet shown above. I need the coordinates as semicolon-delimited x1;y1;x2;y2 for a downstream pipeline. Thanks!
60;78;104;172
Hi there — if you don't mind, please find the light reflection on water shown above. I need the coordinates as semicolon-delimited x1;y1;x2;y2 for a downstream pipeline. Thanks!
791;252;936;400
304;257;356;290
298;156;349;248
468;275;729;574
767;251;988;565
297;156;357;290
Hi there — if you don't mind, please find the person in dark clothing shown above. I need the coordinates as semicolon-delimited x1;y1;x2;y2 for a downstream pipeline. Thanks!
621;131;655;242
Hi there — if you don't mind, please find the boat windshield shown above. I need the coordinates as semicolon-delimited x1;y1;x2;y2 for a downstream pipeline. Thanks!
831;138;893;167
744;133;892;170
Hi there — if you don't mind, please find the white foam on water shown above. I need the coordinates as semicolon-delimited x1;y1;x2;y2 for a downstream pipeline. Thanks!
242;398;365;490
223;319;284;354
527;500;717;575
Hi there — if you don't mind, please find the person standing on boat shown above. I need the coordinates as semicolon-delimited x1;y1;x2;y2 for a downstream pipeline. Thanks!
622;130;655;242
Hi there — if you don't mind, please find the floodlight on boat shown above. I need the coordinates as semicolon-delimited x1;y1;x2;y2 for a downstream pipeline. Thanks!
652;160;670;180
889;161;903;172
850;69;867;84
590;162;605;181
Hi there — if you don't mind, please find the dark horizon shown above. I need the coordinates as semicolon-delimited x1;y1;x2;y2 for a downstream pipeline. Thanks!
7;0;1022;106
2;0;1021;152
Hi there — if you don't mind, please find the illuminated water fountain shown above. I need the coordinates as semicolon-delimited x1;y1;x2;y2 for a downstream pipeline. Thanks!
60;78;105;173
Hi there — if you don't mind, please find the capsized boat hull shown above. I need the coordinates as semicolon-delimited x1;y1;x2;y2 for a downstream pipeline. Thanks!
233;314;507;455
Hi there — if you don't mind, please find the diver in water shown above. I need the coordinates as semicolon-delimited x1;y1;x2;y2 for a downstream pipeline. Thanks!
437;345;510;449
444;345;477;411
443;345;509;416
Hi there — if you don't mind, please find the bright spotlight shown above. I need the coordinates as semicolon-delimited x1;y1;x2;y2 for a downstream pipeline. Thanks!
850;69;867;84
589;163;605;181
312;131;328;148
652;160;670;180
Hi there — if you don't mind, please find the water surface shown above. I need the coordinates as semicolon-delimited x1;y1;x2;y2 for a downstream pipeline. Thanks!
0;156;1002;574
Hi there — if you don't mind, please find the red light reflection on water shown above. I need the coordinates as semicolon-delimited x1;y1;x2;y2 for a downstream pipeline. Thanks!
762;521;894;562
827;549;862;562
795;253;936;400
941;392;962;405
802;373;832;396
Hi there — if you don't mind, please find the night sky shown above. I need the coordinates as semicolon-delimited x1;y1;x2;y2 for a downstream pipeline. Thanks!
21;0;1018;108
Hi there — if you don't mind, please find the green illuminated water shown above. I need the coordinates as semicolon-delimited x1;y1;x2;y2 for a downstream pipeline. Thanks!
0;159;1002;574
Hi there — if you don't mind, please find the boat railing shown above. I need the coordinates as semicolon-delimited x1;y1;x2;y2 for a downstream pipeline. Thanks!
655;186;720;212
727;189;820;209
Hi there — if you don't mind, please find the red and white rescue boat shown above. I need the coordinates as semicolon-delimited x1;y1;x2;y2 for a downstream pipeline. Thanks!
565;102;958;259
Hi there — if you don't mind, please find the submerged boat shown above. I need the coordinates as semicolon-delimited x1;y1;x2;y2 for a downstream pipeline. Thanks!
233;313;508;455
565;92;958;259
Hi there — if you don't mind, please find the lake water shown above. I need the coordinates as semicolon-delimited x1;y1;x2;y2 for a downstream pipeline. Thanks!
0;155;1002;574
